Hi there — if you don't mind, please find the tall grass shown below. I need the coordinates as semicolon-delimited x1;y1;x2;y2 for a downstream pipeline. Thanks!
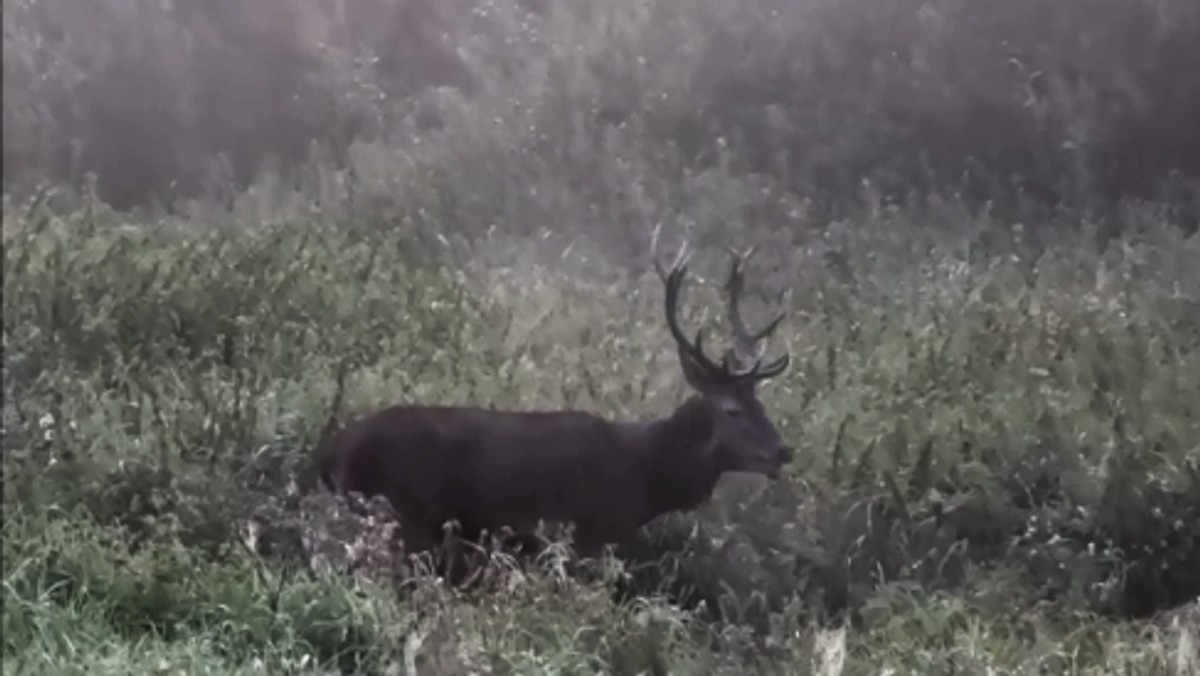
4;0;1200;672
4;185;1198;672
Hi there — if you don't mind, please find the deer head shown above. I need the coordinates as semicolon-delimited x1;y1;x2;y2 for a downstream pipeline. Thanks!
651;224;793;478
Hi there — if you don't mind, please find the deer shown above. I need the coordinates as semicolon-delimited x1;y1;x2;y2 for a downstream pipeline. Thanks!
315;225;794;567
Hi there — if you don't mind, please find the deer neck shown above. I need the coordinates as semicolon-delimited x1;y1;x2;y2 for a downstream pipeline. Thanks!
642;397;725;518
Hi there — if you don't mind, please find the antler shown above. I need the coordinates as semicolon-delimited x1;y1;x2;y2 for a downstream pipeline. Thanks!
722;245;789;379
651;224;790;383
651;223;725;376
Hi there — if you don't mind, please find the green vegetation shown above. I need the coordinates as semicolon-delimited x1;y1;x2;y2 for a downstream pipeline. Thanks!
3;0;1199;673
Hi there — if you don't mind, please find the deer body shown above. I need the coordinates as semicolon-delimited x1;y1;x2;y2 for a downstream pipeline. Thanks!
317;226;793;560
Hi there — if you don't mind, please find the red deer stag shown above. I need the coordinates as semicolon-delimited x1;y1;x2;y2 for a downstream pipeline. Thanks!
316;226;793;561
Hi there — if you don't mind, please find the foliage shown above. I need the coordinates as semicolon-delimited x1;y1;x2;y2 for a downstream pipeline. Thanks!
4;189;1199;672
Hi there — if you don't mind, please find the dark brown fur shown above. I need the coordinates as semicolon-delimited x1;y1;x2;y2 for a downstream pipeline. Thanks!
318;385;791;558
316;229;793;560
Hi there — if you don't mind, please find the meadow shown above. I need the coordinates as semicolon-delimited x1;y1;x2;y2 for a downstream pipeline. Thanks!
4;0;1200;673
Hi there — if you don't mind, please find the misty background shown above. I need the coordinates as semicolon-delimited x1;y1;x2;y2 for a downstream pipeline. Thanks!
6;0;1199;240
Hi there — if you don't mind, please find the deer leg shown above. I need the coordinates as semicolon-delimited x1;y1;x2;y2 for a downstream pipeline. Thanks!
451;522;492;585
419;519;494;586
504;531;547;557
573;523;626;561
396;518;445;577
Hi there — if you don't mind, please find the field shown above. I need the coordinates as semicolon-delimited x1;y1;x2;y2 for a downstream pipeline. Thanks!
4;0;1200;674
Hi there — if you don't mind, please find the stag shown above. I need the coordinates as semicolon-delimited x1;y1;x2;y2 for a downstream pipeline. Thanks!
316;226;793;562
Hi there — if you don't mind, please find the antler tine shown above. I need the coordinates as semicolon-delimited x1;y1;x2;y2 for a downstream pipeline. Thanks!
718;243;792;382
651;222;722;374
723;244;757;367
723;245;787;372
651;221;691;282
753;351;790;380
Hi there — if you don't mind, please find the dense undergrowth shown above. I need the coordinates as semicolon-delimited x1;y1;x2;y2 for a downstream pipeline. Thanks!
4;189;1198;673
4;0;1200;673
